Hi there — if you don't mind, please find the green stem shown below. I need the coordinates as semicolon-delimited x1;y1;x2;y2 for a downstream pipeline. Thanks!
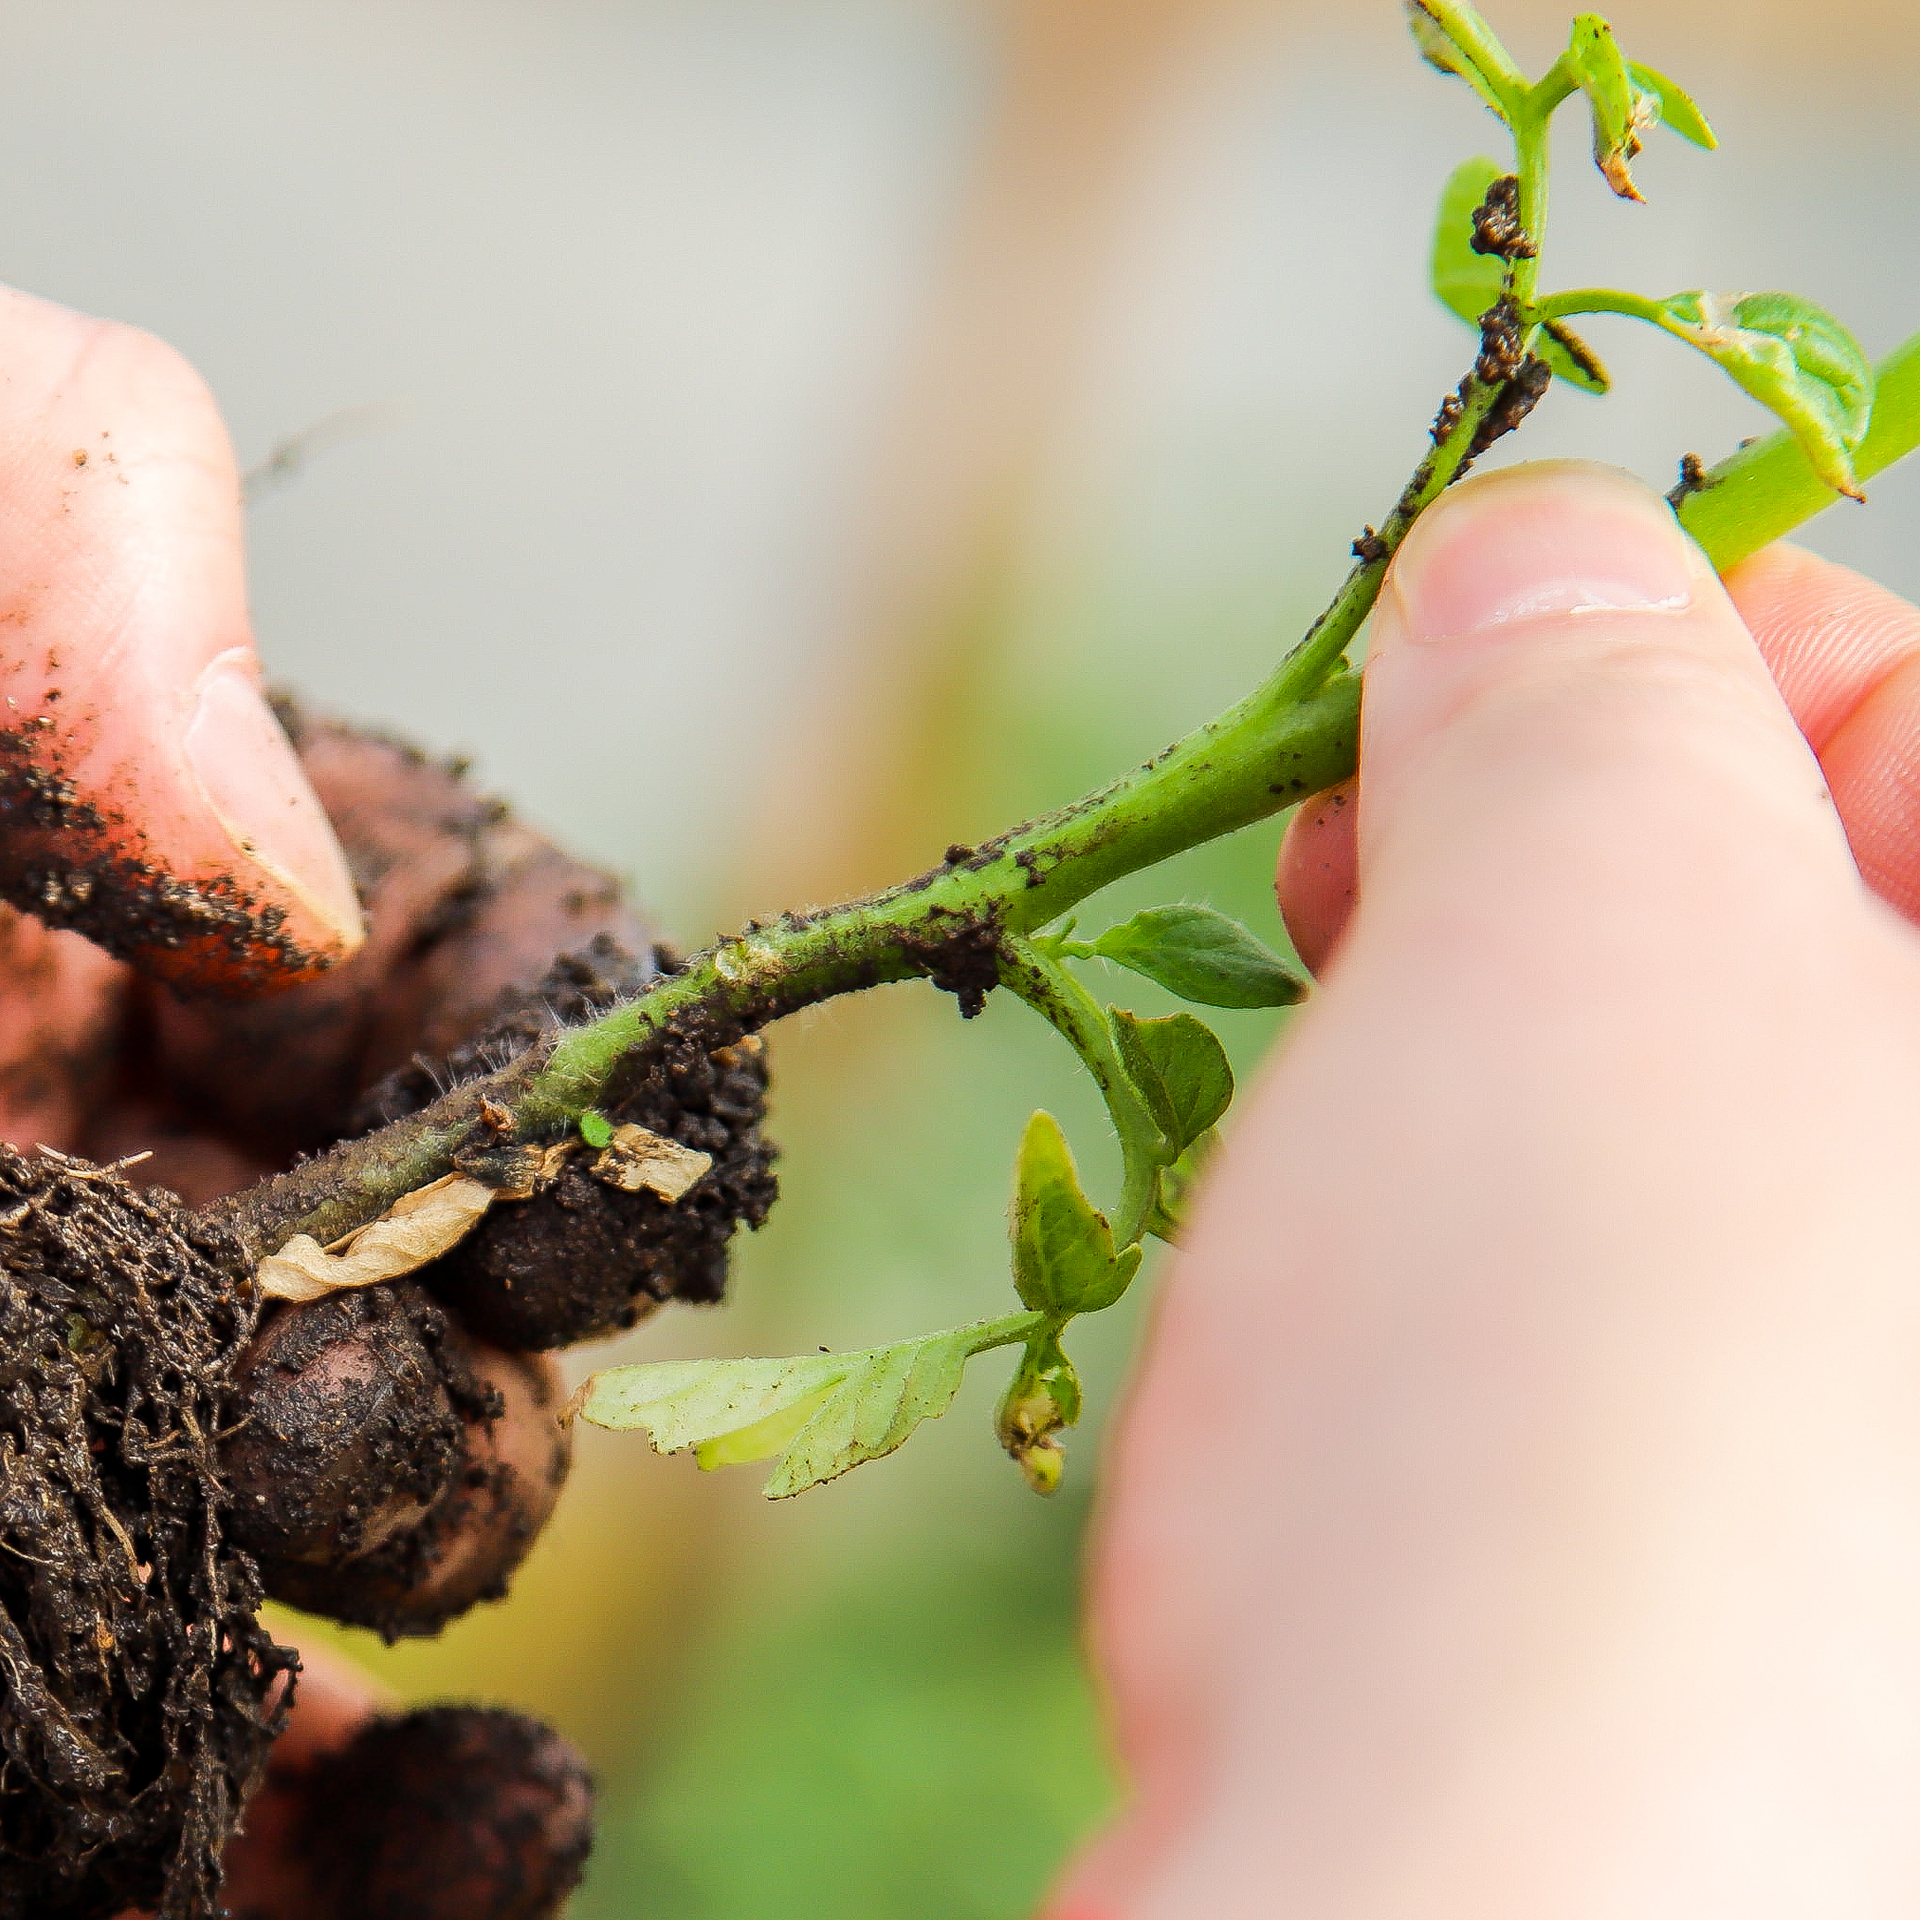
1677;330;1920;570
998;936;1164;1249
212;325;1920;1260
1537;287;1667;324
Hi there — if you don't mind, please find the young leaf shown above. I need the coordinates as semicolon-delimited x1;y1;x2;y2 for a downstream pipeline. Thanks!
1429;157;1609;395
765;1334;973;1499
577;1109;614;1150
1404;0;1519;123
995;1328;1083;1496
1651;291;1873;497
1626;59;1715;149
1090;904;1306;1010
1011;1110;1125;1316
1566;14;1645;200
1110;1009;1233;1156
575;1319;1015;1498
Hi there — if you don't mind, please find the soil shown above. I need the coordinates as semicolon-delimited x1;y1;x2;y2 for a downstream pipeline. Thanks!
357;939;779;1352
0;728;325;994
287;1706;592;1920
0;1146;290;1920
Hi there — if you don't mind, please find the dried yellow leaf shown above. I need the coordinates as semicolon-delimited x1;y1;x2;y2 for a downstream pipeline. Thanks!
256;1173;495;1303
591;1125;712;1202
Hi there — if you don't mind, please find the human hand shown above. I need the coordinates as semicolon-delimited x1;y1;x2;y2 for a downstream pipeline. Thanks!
0;286;629;1917
1053;462;1920;1917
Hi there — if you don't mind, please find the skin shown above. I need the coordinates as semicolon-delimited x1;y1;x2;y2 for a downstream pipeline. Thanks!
8;277;1920;1910
1051;462;1920;1916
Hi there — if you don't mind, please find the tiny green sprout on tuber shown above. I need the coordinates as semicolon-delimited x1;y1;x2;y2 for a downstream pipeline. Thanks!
222;0;1920;1503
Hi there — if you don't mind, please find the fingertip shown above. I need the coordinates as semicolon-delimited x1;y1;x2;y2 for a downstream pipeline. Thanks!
1275;778;1357;974
0;287;366;993
180;661;366;976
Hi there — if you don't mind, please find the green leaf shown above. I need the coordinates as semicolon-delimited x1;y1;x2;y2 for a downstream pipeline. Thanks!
1110;1009;1233;1156
1430;157;1609;395
1011;1110;1127;1316
1404;0;1518;123
1146;1127;1221;1245
577;1109;614;1150
1627;58;1715;149
1651;291;1874;498
995;1329;1083;1496
575;1319;1015;1498
1089;904;1306;1010
1567;14;1645;200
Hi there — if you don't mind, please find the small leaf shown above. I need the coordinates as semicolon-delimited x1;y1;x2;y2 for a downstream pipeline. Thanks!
1627;58;1715;149
1010;1111;1123;1316
1650;291;1873;497
577;1109;614;1150
1146;1128;1221;1245
1090;904;1306;1010
1111;1009;1233;1156
1431;155;1505;319
1539;317;1611;396
1567;14;1645;200
577;1350;851;1454
995;1329;1083;1496
1404;0;1514;123
577;1321;998;1498
1430;158;1609;395
765;1335;973;1498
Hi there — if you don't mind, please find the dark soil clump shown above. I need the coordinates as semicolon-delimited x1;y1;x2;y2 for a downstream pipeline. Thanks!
291;1706;592;1920
0;1145;290;1920
226;1285;571;1642
357;940;779;1351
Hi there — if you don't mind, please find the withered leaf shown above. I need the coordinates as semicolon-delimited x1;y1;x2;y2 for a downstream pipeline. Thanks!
256;1173;495;1303
591;1124;712;1202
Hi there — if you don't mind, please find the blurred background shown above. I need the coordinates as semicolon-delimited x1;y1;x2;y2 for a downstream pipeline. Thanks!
2;1;1916;1913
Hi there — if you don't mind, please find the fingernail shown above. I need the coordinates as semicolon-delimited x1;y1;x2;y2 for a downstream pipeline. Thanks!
1386;463;1699;644
185;662;364;954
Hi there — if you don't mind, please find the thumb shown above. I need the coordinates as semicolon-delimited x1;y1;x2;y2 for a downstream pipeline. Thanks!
1346;460;1859;982
0;287;363;992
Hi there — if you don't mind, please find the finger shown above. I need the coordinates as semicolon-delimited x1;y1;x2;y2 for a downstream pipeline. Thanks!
1350;461;1857;952
1278;536;1920;964
0;908;126;1147
222;1281;571;1640
93;711;657;1189
1071;466;1920;1914
1274;777;1355;974
232;1704;592;1920
0;286;360;989
1723;542;1920;922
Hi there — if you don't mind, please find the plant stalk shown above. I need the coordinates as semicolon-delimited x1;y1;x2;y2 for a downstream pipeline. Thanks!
209;325;1920;1261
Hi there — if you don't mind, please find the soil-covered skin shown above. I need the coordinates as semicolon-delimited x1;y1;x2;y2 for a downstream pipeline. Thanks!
286;1707;592;1920
357;938;779;1352
0;708;777;1908
0;727;327;994
227;1289;573;1641
0;1145;290;1920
